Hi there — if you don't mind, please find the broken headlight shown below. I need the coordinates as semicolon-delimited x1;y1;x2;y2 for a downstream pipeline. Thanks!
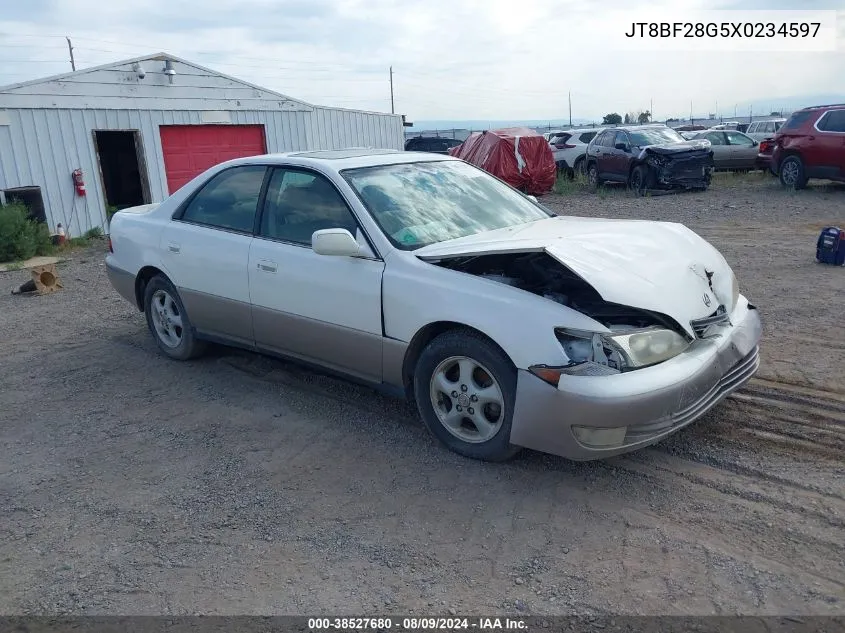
555;327;691;372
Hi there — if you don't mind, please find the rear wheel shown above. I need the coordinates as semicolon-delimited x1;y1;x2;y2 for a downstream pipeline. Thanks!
143;275;206;360
587;162;601;191
414;330;520;462
779;155;807;189
573;156;586;178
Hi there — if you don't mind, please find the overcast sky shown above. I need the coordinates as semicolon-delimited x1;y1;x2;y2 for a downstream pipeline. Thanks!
0;0;842;121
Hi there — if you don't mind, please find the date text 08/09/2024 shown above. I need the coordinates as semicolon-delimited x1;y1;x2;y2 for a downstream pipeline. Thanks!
624;21;821;38
308;617;528;631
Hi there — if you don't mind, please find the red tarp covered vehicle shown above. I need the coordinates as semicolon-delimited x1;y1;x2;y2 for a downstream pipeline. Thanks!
448;127;556;195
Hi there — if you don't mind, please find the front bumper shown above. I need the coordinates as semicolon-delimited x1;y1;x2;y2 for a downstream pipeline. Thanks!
509;299;762;460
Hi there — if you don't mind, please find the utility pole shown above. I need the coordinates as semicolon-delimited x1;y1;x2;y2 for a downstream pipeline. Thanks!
389;66;394;114
66;36;76;71
568;91;572;126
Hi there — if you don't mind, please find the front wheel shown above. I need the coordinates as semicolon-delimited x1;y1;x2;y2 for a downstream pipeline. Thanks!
414;330;520;462
629;165;650;195
143;275;206;360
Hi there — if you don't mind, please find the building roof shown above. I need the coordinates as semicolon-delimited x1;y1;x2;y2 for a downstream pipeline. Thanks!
0;52;312;107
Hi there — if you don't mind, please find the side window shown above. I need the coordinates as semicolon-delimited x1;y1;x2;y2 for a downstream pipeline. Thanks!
180;165;266;233
747;123;758;134
818;110;845;132
598;131;614;147
706;132;725;145
580;132;597;143
613;131;629;148
726;131;754;146
259;168;359;246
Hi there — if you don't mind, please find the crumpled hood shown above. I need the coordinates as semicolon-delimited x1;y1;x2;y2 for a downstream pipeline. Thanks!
636;139;711;155
415;216;736;336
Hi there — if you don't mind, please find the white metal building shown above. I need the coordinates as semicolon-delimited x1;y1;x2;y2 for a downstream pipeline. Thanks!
0;53;405;236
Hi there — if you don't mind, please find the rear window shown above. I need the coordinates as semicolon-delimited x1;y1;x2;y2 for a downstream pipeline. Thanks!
550;133;572;144
780;110;816;131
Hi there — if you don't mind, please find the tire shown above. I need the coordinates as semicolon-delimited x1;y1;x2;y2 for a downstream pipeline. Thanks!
629;165;650;196
587;162;601;191
413;329;521;462
779;155;807;190
143;275;206;361
573;156;586;178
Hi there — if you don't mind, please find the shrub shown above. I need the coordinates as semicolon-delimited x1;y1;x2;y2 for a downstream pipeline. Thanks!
84;226;103;240
0;203;55;262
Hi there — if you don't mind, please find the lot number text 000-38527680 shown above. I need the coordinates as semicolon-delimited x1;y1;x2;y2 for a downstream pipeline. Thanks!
307;618;528;631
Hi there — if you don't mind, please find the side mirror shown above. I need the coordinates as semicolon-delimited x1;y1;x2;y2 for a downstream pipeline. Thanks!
312;228;361;257
615;143;630;152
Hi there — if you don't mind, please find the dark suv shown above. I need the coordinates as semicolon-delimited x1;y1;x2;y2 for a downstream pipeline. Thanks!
404;136;463;154
584;125;713;194
770;104;845;189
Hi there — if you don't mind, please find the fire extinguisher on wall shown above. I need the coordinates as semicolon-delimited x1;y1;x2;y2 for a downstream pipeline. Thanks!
71;168;86;196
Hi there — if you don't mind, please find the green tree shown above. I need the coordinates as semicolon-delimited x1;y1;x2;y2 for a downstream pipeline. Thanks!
638;110;652;124
602;112;622;125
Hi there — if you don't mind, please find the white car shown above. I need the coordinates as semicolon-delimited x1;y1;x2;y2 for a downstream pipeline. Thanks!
548;128;601;175
106;150;761;462
745;119;785;142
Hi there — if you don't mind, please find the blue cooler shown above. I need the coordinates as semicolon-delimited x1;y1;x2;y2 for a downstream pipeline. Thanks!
816;226;845;266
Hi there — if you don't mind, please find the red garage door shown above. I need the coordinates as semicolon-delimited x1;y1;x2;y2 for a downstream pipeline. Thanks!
160;124;266;194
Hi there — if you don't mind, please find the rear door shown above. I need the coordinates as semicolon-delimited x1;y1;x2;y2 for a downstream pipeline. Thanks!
814;108;845;179
159;164;268;346
704;132;731;168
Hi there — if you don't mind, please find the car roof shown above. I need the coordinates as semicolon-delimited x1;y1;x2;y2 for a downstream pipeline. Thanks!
799;103;845;111
612;124;669;131
218;149;456;171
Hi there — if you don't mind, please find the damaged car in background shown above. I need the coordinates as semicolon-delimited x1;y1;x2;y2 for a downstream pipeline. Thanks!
106;150;760;464
585;124;714;194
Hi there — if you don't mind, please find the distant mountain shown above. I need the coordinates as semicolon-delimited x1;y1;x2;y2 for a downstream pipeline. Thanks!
407;118;593;132
702;94;845;120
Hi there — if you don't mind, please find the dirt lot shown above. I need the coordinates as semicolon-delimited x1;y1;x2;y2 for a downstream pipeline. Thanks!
1;174;843;616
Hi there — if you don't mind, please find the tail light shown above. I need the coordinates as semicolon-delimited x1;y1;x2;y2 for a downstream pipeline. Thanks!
759;140;772;153
108;236;113;253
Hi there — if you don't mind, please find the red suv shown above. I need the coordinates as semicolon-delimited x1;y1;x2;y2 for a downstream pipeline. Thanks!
770;104;845;188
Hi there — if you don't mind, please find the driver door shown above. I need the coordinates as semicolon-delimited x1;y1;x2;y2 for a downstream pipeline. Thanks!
248;167;385;382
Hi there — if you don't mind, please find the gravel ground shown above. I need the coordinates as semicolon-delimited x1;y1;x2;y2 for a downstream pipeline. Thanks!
0;173;843;616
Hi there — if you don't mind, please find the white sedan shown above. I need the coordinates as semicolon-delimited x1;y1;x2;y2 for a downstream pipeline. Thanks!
106;149;761;462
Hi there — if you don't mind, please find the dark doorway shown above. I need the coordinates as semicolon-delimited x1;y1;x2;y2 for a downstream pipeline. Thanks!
93;131;150;212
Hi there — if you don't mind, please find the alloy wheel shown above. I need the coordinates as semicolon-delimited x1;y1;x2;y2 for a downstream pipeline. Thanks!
151;289;184;348
429;355;505;443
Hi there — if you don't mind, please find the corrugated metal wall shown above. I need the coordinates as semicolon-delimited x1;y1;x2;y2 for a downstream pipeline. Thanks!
0;107;404;236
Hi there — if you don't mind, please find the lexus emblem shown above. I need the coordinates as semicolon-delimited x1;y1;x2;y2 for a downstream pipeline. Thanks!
703;293;712;307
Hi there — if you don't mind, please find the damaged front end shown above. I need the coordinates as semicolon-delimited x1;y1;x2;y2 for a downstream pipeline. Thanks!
640;145;714;190
433;251;693;378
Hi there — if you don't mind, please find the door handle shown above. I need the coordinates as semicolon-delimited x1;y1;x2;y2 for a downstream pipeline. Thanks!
808;135;815;141
257;260;277;273
168;242;180;254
